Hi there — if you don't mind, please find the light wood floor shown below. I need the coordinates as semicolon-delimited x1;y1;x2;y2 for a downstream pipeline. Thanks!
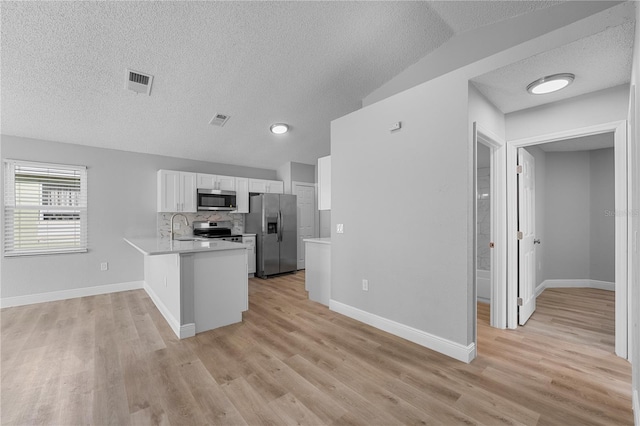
1;273;633;425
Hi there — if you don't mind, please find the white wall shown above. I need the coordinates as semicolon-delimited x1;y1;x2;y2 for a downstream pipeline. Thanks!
0;135;277;300
506;85;629;141
590;148;616;282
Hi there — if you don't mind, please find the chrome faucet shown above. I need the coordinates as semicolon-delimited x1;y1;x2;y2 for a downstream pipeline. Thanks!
170;213;189;240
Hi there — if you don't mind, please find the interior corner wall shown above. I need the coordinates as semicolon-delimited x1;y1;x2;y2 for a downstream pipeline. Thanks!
544;151;592;280
538;147;615;284
0;135;277;300
589;148;615;282
277;162;293;194
331;70;472;349
523;145;547;289
278;161;315;195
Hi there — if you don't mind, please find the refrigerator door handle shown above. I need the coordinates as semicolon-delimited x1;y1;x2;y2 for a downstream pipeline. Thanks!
278;211;283;242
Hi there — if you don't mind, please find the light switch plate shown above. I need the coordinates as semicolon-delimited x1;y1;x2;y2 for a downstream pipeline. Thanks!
336;224;344;234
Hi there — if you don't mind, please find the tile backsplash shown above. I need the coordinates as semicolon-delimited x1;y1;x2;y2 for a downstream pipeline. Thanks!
157;212;244;238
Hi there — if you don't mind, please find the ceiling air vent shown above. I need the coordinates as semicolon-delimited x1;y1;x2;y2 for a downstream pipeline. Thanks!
209;113;230;127
126;69;153;95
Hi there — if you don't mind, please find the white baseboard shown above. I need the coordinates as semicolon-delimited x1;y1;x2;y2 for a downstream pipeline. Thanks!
477;296;490;304
0;281;144;308
633;389;639;426
143;283;195;339
536;279;615;297
329;299;476;363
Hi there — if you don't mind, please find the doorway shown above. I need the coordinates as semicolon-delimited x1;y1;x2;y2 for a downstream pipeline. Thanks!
505;121;629;358
292;182;317;270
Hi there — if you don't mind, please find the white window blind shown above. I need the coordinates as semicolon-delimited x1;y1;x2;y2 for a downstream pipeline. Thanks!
4;160;87;256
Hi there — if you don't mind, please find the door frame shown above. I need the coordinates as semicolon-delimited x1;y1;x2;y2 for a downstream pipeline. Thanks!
505;120;629;358
473;123;507;329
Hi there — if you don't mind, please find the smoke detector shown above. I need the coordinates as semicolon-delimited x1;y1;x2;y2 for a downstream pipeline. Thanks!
209;113;230;127
126;69;154;95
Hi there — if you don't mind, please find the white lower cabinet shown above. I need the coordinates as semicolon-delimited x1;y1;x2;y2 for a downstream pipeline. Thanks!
243;235;256;275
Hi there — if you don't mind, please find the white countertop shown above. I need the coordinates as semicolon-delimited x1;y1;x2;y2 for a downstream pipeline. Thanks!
303;237;332;245
124;237;247;256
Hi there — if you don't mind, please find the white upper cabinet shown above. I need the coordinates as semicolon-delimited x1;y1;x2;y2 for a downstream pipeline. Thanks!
196;173;236;191
249;179;284;194
318;156;331;210
158;170;197;212
234;177;249;213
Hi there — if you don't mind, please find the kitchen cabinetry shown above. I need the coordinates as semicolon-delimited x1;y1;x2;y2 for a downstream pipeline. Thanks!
248;179;284;194
234;177;249;213
196;173;236;191
157;170;196;212
242;235;256;275
318;156;331;210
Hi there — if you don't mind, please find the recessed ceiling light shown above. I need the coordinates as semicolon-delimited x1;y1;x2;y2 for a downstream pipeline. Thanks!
270;123;289;134
527;73;575;95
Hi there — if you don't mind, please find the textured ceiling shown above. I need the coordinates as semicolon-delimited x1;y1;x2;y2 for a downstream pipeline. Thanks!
471;20;635;114
2;1;563;170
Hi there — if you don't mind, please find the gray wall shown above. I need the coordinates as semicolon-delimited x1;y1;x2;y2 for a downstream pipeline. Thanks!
545;151;592;280
539;148;615;283
277;161;315;194
332;71;472;347
0;135;277;299
589;148;615;282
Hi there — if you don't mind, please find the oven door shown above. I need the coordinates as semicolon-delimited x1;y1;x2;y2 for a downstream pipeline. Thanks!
197;189;237;211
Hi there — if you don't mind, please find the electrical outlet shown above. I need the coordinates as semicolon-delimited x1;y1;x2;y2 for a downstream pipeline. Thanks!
362;279;369;291
336;224;344;234
100;262;108;271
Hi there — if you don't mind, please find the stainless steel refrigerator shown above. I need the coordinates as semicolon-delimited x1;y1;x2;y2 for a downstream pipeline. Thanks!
245;193;297;278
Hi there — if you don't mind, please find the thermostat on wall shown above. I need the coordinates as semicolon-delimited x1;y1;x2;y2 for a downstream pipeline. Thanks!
389;121;402;132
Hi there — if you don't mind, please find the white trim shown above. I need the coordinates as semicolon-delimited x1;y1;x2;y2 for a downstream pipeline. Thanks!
505;120;629;359
143;282;195;339
179;323;196;339
633;389;639;426
0;280;144;308
329;299;476;363
536;279;616;296
474;123;507;330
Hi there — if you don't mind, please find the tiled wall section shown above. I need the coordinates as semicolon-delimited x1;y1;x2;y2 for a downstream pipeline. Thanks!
157;212;244;238
477;168;490;271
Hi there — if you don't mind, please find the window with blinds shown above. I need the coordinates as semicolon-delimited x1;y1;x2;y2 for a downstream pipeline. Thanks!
4;160;87;256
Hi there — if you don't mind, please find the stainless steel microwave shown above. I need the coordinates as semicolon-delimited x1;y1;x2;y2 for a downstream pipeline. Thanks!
197;189;237;211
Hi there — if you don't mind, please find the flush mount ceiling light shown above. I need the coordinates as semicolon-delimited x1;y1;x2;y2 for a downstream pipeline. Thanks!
270;123;289;134
526;73;575;95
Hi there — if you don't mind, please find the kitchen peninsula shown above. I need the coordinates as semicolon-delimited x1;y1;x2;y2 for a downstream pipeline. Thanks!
124;237;248;339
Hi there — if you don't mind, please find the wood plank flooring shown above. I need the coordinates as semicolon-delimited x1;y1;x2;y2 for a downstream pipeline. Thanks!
1;273;633;425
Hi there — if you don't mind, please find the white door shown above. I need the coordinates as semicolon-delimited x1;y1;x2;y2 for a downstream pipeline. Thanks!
293;183;317;269
517;148;536;325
